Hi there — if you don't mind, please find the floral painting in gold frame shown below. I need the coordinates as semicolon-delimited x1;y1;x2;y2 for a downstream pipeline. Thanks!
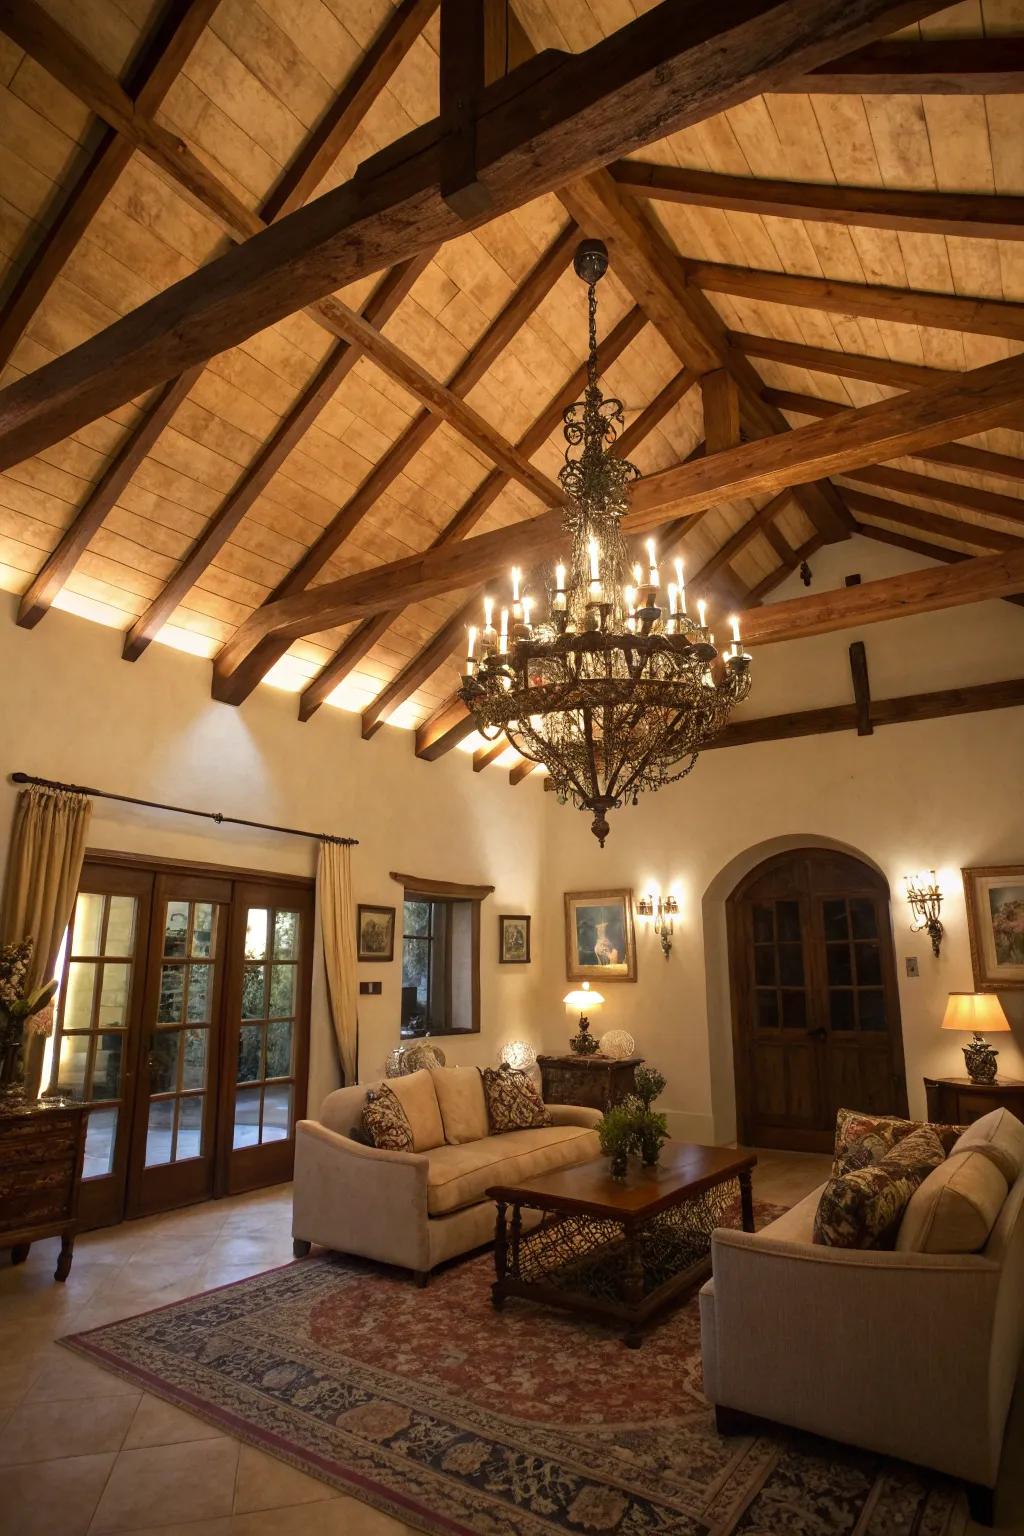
963;865;1024;990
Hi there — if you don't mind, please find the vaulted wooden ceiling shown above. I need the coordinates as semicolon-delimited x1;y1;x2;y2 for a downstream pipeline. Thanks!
1;0;1023;783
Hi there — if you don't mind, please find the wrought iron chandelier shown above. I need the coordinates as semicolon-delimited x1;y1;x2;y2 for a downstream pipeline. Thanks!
459;239;753;845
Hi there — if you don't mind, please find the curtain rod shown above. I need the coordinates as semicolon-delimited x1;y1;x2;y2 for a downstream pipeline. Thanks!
10;773;358;847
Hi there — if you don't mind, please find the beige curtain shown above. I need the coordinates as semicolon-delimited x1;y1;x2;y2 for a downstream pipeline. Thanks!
317;840;359;1085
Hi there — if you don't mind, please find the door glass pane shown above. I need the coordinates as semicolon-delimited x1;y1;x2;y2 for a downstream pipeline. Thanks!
238;1025;262;1082
164;902;190;957
822;900;848;942
274;910;299;960
92;1033;123;1100
150;1031;180;1094
104;897;136;956
176;1097;204;1160
776;901;800;943
64;963;96;1029
781;991;807;1029
242;965;267;1019
858;991;887;1031
146;1099;175;1166
56;1034;90;1098
72;893;105;956
266;1019;292;1078
269;965;295;1019
756;990;779;1029
186;963;213;1023
829;990;855;1031
158;965;184;1023
262;1084;291;1143
404;900;430;937
855;943;882;986
754;947;775;985
850;899;878;940
233;1086;261;1148
83;1107;117;1179
826;944;852;986
778;945;803;986
752;904;773;943
98;963;131;1028
182;1028;208;1090
191;903;216;957
245;908;269;960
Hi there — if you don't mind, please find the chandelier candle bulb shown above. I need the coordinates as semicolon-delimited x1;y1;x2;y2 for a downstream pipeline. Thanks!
730;615;741;645
499;608;509;655
674;557;686;610
465;626;478;678
646;538;659;587
521;596;533;636
697;598;707;629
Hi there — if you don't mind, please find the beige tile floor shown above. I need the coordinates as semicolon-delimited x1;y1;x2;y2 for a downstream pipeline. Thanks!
1;1152;1021;1535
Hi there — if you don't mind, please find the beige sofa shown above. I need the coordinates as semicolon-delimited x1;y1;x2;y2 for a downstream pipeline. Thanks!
700;1109;1024;1524
292;1066;601;1283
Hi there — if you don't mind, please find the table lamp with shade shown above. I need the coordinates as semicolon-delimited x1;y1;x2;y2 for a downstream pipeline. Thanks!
563;981;604;1056
942;991;1011;1084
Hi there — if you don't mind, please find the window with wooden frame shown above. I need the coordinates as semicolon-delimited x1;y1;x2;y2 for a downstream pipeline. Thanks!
392;873;493;1038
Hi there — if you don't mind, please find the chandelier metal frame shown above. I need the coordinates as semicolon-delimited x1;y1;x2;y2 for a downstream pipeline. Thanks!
459;239;752;845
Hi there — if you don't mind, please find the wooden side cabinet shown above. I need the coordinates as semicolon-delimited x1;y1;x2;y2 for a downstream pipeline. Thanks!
924;1076;1024;1127
0;1096;86;1281
538;1054;643;1113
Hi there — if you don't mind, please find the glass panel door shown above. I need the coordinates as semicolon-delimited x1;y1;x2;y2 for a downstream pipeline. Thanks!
127;874;230;1217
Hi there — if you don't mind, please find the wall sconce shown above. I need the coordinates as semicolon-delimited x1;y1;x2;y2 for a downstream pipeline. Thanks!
904;870;944;957
637;893;679;958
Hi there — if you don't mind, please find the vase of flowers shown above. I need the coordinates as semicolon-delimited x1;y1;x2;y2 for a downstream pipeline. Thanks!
0;938;58;1100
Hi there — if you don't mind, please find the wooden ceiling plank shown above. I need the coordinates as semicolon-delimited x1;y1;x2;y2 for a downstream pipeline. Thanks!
690;262;1024;344
0;0;218;371
779;38;1024;94
0;0;946;468
613;159;1024;241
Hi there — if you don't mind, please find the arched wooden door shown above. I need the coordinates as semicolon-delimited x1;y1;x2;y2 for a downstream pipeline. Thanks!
727;849;908;1152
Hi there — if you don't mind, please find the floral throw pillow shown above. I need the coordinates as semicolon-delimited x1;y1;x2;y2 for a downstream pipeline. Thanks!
833;1107;960;1177
362;1085;414;1151
814;1125;946;1249
481;1066;551;1133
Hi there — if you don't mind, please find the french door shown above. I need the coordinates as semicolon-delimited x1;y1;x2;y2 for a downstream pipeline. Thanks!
45;856;313;1226
727;849;908;1152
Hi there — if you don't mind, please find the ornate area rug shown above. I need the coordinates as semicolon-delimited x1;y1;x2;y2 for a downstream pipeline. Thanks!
62;1209;966;1536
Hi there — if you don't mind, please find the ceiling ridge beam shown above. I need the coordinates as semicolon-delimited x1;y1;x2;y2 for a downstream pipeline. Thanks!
0;0;218;371
613;159;1024;241
0;0;948;469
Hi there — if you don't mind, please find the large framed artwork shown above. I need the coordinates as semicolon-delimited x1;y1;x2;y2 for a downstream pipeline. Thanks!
564;889;636;982
356;904;396;963
963;866;1024;990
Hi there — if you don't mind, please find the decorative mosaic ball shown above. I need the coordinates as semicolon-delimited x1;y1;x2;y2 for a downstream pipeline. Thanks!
402;1041;447;1073
599;1029;636;1060
384;1047;406;1079
500;1040;537;1072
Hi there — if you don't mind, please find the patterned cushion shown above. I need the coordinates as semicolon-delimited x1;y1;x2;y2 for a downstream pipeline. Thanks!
832;1107;961;1176
814;1126;946;1249
362;1085;414;1151
481;1066;551;1133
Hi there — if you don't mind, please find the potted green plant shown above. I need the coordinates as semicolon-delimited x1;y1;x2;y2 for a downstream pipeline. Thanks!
597;1100;638;1179
634;1065;667;1109
0;938;58;1099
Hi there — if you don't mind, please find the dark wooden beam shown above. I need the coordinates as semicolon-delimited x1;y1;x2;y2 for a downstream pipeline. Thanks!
689;261;1024;344
849;640;872;736
509;758;539;785
474;737;508;771
731;331;946;390
0;0;217;371
439;0;489;218
841;464;1024;530
614;159;1024;241
701;368;741;453
778;38;1024;95
843;488;1024;552
851;521;1024;610
689;491;792;586
415;693;477;760
0;0;945;468
745;532;825;604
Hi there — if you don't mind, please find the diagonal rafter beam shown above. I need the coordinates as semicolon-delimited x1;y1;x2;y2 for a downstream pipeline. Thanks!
843;489;1024;552
777;38;1024;95
0;0;949;471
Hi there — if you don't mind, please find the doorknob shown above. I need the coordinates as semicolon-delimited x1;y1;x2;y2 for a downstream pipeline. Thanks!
806;1026;827;1041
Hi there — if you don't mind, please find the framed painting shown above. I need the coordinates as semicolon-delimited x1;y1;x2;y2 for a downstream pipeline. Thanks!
564;889;636;982
357;904;395;962
498;914;531;964
963;866;1024;990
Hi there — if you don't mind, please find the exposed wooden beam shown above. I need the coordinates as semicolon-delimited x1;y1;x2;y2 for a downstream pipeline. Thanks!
852;521;1024;610
615;368;697;458
474;737;508;771
841;464;1024;530
777;38;1024;95
614;159;1024;241
439;0;489;218
730;331;946;391
701;368;741;453
843;488;1024;553
0;0;944;469
706;675;1024;750
688;261;1024;344
16;367;201;629
762;519;797;569
213;222;579;703
849;640;873;736
0;0;217;371
745;532;824;604
509;758;540;785
223;350;1024;648
415;694;477;760
358;601;478;738
689;491;792;587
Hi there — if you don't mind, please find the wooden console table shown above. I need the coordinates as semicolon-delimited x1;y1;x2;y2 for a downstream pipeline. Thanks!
538;1053;642;1112
0;1095;86;1281
924;1076;1024;1127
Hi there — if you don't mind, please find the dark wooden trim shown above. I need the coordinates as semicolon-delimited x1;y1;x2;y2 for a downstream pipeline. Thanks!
473;737;508;772
509;759;540;785
779;38;1024;95
390;872;495;901
848;641;872;736
843;489;1024;553
85;848;315;890
439;0;489;218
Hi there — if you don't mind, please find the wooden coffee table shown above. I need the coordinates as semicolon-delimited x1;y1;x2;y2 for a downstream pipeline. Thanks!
487;1140;756;1347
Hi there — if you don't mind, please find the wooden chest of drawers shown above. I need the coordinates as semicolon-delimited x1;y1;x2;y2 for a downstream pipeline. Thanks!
0;1096;86;1281
924;1076;1024;1128
537;1054;643;1113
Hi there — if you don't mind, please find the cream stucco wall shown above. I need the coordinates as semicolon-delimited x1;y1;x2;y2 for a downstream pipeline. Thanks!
1;528;1022;1149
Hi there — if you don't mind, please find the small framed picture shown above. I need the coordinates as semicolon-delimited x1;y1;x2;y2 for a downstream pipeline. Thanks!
499;914;531;964
963;866;1024;990
357;904;395;962
564;889;636;982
